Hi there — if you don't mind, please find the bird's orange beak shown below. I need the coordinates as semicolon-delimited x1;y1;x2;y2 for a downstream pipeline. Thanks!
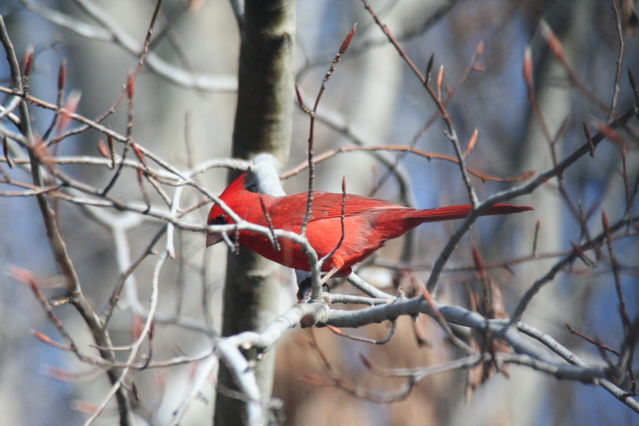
206;232;223;247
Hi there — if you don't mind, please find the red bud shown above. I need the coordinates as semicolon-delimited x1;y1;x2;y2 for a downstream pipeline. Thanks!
301;373;332;386
472;63;485;72
23;46;34;77
596;122;625;147
33;330;56;346
33;138;54;168
71;400;98;415
155;370;166;390
131;142;145;164
601;211;610;233
3;135;13;168
471;245;485;276
188;0;204;11
339;23;358;55
9;265;38;292
465;129;479;156
327;325;343;335
436;65;444;97
57;90;81;134
475;40;485;56
359;354;373;369
295;84;305;108
540;21;565;62
97;140;111;158
523;47;534;88
295;335;313;347
127;74;135;99
58;60;67;91
131;315;144;340
47;366;75;382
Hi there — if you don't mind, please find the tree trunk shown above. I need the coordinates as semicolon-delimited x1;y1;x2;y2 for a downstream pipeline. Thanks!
214;1;295;425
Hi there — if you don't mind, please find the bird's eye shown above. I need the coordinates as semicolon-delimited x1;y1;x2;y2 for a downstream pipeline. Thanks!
211;214;226;225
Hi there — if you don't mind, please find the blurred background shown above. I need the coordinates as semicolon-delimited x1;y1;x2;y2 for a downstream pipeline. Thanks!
0;0;638;424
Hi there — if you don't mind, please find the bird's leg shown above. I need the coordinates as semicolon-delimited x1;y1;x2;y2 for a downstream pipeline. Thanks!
296;275;313;302
221;232;235;250
296;268;337;302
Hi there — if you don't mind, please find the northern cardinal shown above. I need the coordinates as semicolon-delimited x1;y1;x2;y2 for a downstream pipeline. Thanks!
207;173;532;276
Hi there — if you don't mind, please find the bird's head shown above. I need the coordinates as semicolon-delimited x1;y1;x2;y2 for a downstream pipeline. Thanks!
206;173;252;247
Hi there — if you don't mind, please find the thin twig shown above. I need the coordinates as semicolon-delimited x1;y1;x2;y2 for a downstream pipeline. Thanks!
282;144;535;183
608;0;625;120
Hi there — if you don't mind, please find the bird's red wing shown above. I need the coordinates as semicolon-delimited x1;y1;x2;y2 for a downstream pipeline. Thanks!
269;191;403;227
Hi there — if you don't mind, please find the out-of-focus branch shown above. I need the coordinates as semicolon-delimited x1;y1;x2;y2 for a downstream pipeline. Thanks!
85;250;168;425
426;104;638;295
18;0;236;91
295;0;459;81
282;144;535;183
510;213;639;324
298;87;417;209
0;14;133;426
360;0;478;206
296;24;358;299
606;0;624;122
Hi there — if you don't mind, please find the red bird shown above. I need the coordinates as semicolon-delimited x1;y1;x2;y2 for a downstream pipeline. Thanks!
207;173;532;276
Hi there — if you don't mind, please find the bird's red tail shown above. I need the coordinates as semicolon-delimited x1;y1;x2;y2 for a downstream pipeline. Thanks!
412;203;533;223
